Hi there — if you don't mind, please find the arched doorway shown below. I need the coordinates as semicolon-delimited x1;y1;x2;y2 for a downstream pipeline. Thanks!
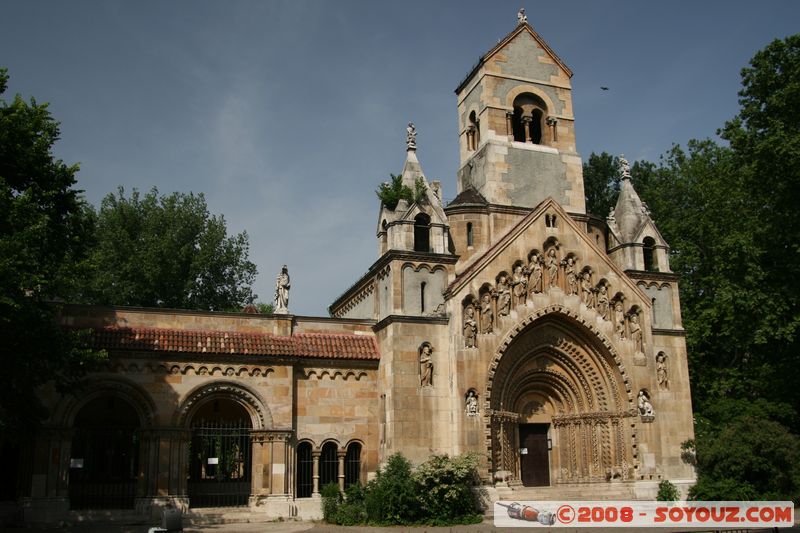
486;312;635;486
187;398;252;507
68;396;141;509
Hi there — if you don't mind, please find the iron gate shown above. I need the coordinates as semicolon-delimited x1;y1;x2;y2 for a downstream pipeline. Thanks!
68;427;139;509
188;420;251;507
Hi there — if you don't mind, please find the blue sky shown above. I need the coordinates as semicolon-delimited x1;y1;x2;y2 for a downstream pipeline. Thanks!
2;1;798;316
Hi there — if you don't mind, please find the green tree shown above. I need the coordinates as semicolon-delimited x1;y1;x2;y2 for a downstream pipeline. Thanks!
625;35;800;501
83;187;257;311
376;174;427;210
583;152;658;217
0;68;104;436
719;34;800;413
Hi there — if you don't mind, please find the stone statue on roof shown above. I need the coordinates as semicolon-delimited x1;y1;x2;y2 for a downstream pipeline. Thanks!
274;265;290;314
517;8;527;24
406;122;417;151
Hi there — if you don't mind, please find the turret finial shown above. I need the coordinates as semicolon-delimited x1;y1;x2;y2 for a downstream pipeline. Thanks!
619;154;631;180
406;122;417;151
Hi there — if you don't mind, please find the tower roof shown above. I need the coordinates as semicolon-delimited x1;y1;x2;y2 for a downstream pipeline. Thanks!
455;22;572;94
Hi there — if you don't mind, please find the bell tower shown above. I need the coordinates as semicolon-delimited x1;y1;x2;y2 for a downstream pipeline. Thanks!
455;17;585;213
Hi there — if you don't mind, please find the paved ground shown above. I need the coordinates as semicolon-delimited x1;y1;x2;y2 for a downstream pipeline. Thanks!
5;519;800;533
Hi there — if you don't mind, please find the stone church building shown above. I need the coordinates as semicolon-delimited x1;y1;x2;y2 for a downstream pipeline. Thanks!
20;19;695;523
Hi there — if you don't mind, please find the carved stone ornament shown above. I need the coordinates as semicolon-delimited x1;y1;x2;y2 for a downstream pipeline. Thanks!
619;154;631;179
463;306;477;348
496;275;511;316
638;390;655;421
465;390;479;416
274;264;290;314
517;8;527;24
656;352;669;390
419;342;433;387
527;253;543;295
546;248;559;289
406;122;417;151
480;292;493;333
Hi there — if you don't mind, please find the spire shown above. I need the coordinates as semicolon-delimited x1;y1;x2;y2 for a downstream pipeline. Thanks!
612;154;649;242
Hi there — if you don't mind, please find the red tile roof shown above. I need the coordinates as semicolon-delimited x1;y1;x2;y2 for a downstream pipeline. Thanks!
89;326;380;360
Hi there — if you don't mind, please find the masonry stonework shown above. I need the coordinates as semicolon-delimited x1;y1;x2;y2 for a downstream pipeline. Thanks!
22;19;695;525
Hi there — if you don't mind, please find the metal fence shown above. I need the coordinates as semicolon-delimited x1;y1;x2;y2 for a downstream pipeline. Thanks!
188;420;252;508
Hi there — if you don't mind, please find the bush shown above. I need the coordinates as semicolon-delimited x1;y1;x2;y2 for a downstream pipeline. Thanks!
321;452;484;526
656;480;680;501
335;483;367;526
414;453;482;521
364;453;419;525
320;482;341;522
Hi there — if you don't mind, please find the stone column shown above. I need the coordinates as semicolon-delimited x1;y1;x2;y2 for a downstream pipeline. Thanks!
505;112;514;139
250;431;268;499
337;450;346;491
311;450;321;495
547;116;558;143
521;116;533;143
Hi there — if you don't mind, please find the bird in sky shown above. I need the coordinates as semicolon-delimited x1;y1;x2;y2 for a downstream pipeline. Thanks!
600;86;609;91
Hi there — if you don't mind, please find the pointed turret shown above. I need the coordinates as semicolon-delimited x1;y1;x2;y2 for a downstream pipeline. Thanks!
607;156;670;272
376;123;450;256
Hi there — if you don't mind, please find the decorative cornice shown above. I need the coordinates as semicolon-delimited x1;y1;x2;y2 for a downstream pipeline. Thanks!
626;270;680;282
651;328;686;337
373;314;450;333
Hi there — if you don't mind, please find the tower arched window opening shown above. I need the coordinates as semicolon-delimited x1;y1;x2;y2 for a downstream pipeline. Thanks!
414;213;431;252
466;222;473;247
510;93;548;145
643;237;656;271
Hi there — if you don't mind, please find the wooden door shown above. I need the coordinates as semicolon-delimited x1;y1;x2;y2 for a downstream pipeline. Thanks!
519;424;550;486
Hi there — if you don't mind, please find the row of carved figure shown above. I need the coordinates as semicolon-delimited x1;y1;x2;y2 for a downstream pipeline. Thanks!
462;245;645;351
420;341;669;420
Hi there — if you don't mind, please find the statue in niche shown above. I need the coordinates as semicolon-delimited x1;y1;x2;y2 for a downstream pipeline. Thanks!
274;265;291;314
596;284;609;319
527;253;543;295
511;265;527;306
419;343;433;387
496;275;511;316
638;390;654;417
629;313;643;352
463;306;477;348
480;292;493;333
656;353;669;390
614;301;626;339
406;122;417;150
581;271;594;307
546;248;559;289
465;390;478;416
563;257;578;295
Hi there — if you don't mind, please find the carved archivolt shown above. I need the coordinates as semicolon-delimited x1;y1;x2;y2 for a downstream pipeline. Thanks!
302;368;369;381
54;376;157;428
175;381;272;429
